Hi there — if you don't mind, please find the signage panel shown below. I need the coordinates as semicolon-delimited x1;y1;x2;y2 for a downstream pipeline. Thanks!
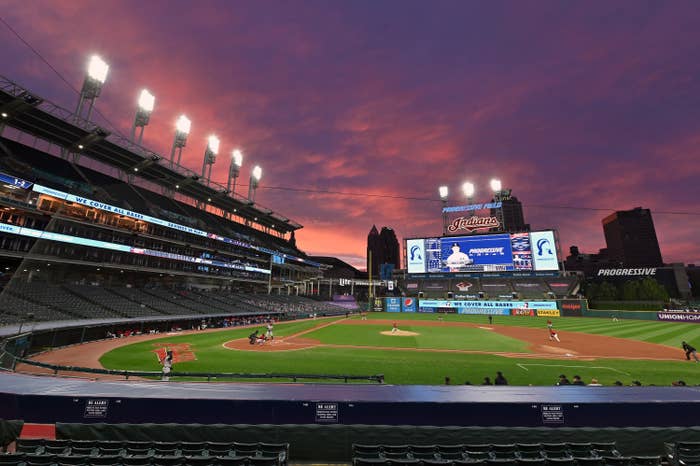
401;298;417;313
407;231;559;275
385;297;401;313
529;231;559;271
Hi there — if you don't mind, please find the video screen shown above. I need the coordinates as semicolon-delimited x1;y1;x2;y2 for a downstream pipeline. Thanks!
406;230;558;274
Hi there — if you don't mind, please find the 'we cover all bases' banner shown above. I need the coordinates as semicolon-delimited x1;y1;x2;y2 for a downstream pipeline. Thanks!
411;299;559;316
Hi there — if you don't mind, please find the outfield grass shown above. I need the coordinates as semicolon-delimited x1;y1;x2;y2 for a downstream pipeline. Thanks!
99;314;700;386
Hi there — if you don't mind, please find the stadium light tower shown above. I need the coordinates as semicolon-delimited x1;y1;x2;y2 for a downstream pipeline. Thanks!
490;178;502;193
439;186;449;236
248;165;262;202
462;181;475;203
227;149;243;195
170;115;191;167
201;135;220;186
131;89;155;144
76;55;109;121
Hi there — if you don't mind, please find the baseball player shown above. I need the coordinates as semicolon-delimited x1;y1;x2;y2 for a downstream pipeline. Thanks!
549;328;560;343
266;322;274;340
391;322;398;334
546;320;553;330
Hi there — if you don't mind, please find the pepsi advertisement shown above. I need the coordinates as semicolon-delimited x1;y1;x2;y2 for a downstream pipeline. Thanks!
406;230;559;274
401;298;417;312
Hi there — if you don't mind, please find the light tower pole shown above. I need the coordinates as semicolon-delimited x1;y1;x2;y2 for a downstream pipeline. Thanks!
201;135;220;186
75;55;109;121
170;115;191;167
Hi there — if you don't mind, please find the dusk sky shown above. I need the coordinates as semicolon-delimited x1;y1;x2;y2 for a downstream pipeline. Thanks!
2;1;700;269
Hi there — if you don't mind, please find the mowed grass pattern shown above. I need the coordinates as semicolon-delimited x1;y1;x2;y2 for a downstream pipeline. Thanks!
303;323;528;352
99;314;700;386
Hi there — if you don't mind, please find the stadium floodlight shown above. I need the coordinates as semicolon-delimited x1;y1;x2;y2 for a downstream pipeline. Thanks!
248;165;262;202
138;89;155;112
227;149;243;195
170;115;191;166
131;89;155;144
490;178;502;193
75;54;110;121
202;134;220;186
462;181;475;200
438;185;448;200
87;55;109;83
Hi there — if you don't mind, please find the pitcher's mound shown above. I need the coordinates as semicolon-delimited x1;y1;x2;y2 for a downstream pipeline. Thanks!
381;330;419;336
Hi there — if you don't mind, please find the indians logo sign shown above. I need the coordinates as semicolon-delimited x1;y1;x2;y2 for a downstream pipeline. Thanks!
447;216;500;233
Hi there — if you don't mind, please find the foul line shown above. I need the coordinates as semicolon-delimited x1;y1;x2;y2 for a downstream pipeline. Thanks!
517;363;630;375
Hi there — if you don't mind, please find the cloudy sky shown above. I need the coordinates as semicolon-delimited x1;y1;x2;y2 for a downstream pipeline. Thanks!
2;1;700;269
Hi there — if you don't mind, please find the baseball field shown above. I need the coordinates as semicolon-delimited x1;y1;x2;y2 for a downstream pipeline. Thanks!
26;312;700;386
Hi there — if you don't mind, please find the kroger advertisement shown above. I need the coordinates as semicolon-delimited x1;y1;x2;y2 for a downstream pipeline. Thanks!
406;231;559;274
418;299;558;315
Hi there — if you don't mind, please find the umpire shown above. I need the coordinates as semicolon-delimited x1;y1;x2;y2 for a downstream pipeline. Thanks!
682;341;699;362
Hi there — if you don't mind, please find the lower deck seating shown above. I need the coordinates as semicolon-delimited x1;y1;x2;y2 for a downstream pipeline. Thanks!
3;439;288;466
352;443;660;466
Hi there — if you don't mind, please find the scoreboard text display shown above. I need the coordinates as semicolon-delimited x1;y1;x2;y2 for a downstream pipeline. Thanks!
406;230;558;274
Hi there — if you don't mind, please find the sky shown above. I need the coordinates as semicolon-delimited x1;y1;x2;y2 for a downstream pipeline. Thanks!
2;1;700;269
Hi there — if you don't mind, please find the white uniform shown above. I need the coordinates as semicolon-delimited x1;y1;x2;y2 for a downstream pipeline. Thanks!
445;245;473;269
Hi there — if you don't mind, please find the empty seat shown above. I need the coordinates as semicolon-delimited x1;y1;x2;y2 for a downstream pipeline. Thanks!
383;446;411;455
574;458;605;466
179;442;207;457
592;444;621;458
453;460;487;466
16;439;44;454
87;455;123;466
354;445;384;459
542;445;572;460
487;460;518;466
517;459;546;466
630;457;661;466
355;459;390;466
568;444;594;458
466;445;492;454
466;451;493;461
383;452;412;461
492;445;518;460
517;445;544;460
122;456;153;466
182;457;214;466
601;457;631;466
0;454;25;466
152;456;184;466
24;454;57;466
386;459;421;466
439;445;467;460
56;455;91;466
545;459;576;466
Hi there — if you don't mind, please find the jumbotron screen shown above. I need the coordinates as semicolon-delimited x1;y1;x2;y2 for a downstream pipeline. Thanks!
406;231;559;274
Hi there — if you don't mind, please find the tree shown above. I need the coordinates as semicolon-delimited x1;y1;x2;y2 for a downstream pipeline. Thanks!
621;280;641;300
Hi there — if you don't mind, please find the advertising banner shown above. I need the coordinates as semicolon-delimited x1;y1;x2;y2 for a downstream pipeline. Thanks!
385;297;401;313
536;309;561;317
401;298;417;313
511;308;536;316
459;308;510;315
530;231;559;271
419;299;558;310
373;298;383;312
657;312;700;323
558;299;586;317
406;239;426;274
418;306;436;313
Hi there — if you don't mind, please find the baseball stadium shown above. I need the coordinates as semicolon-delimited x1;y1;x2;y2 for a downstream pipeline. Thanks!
1;56;700;465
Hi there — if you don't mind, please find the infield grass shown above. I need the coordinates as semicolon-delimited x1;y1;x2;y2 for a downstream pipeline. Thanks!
99;314;700;386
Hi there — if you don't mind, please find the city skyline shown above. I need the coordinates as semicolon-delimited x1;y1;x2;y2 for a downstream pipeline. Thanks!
2;1;699;269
